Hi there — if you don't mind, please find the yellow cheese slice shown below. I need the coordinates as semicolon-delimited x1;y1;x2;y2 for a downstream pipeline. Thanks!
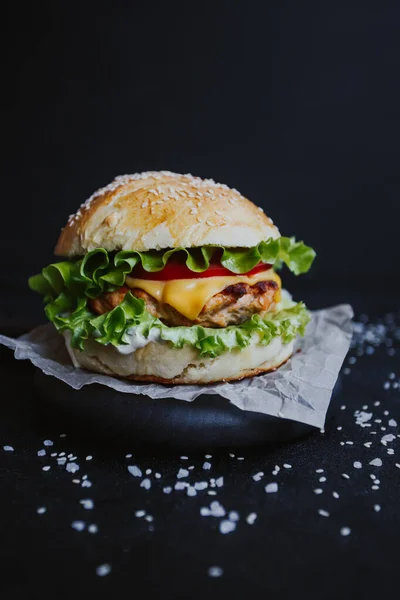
125;268;281;320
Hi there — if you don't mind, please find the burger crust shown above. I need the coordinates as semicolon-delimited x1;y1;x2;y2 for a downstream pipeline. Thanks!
64;334;294;385
55;171;279;256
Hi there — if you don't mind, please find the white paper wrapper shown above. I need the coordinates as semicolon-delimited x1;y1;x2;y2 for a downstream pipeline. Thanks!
0;304;353;429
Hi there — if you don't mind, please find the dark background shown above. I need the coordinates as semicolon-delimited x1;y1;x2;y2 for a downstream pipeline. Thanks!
2;1;400;318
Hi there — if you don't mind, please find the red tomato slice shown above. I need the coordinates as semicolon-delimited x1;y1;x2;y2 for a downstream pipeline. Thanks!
131;261;272;281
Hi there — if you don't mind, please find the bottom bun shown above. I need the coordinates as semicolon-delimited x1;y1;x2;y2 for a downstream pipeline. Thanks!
65;333;294;384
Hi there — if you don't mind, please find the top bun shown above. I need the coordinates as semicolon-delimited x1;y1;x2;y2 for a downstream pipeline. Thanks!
55;171;280;256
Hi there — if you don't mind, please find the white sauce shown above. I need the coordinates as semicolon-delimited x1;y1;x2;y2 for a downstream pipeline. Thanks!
115;326;162;355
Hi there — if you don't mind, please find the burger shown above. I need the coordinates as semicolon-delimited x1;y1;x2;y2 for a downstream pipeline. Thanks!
29;171;315;384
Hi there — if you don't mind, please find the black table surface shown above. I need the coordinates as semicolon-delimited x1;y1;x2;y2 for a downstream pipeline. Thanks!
1;285;399;600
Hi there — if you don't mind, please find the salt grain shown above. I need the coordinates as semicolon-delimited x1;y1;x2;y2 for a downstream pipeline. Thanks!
128;465;142;477
177;468;189;479
96;564;111;577
246;513;257;525
265;482;278;494
208;566;223;577
66;462;79;473
219;520;236;534
71;521;85;532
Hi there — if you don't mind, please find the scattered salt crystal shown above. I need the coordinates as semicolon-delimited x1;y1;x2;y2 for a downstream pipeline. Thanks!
265;482;278;494
82;480;92;488
145;515;153;522
88;524;98;533
177;468;189;479
71;521;85;531
180;456;188;460
66;462;79;473
228;511;239;522
353;461;362;469
381;434;395;445
219;520;236;534
175;482;188;490
246;513;257;525
283;464;292;469
37;507;46;514
3;445;14;452
200;507;211;516
128;465;142;477
72;479;80;484
125;454;132;458
96;564;111;577
194;482;208;491
314;489;323;495
163;487;172;494
155;473;161;479
203;462;212;470
252;472;264;482
369;458;383;467
37;449;46;457
237;457;244;461
205;454;212;459
43;440;53;447
135;510;146;517
316;469;324;473
42;466;51;472
216;477;224;488
140;478;151;490
340;527;351;536
318;509;330;517
80;499;94;510
389;419;397;427
364;442;372;448
319;476;327;482
187;486;197;497
86;456;93;461
374;504;381;512
208;566;223;578
210;501;226;517
333;492;340;499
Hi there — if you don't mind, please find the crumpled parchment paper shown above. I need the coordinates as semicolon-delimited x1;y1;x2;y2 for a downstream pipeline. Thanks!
0;304;353;429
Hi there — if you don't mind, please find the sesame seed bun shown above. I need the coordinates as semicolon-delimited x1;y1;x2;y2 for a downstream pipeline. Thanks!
64;333;293;385
55;171;280;256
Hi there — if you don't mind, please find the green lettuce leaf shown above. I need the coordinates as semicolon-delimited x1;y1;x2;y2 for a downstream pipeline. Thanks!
39;290;310;358
28;237;315;302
